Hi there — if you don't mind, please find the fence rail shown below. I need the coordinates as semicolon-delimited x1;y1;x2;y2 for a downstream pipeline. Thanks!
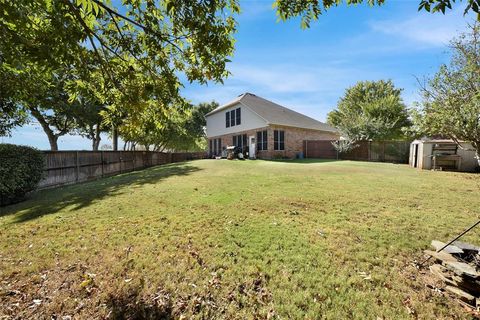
304;140;411;163
39;150;206;189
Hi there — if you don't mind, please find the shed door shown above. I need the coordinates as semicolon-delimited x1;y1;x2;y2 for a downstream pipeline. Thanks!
413;144;419;168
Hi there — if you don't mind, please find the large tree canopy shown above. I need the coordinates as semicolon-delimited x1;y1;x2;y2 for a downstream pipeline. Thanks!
414;23;480;160
327;80;411;143
0;0;238;83
0;0;238;145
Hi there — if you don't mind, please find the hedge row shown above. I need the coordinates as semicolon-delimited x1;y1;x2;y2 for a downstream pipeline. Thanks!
0;144;45;206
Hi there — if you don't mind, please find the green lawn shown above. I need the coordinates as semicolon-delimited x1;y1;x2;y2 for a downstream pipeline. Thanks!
1;159;479;319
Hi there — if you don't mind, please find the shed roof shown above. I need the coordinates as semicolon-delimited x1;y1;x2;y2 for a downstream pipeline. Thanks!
206;93;338;133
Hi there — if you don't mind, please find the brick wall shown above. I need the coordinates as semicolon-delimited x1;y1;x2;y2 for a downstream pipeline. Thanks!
208;125;339;159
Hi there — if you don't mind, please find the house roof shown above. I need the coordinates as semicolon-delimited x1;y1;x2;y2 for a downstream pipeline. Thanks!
206;93;338;133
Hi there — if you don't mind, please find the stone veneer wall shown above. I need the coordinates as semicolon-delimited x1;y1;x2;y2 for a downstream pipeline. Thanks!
208;125;339;159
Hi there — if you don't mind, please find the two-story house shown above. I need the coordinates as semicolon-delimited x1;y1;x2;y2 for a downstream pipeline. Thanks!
206;93;339;159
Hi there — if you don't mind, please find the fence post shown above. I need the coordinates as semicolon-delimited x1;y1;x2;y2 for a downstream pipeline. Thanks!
75;151;80;182
133;151;136;171
101;151;104;177
382;141;386;162
368;140;372;161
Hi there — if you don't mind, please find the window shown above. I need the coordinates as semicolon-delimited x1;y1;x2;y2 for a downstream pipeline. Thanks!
236;107;241;125
211;138;222;155
226;108;241;128
232;134;247;148
274;130;285;150
257;130;268;151
230;110;235;127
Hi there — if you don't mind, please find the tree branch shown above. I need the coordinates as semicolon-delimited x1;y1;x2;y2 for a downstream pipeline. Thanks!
90;0;185;54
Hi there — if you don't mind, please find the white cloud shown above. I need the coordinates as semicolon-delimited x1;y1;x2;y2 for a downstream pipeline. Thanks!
227;63;385;95
239;1;273;19
369;7;471;47
183;61;388;122
230;65;318;93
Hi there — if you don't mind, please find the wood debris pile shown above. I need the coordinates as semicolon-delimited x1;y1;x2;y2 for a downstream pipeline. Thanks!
426;240;480;310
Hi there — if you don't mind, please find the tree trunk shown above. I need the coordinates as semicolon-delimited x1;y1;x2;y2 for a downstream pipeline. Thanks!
92;124;101;151
47;134;59;151
29;107;59;151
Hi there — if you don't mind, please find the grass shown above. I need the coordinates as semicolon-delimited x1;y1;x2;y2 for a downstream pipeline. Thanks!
1;159;479;319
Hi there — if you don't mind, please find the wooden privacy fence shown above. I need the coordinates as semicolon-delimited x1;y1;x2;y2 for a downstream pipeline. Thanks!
303;140;338;159
303;140;411;163
39;151;206;189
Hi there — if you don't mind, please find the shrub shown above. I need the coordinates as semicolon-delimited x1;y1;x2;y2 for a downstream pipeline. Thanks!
0;144;45;206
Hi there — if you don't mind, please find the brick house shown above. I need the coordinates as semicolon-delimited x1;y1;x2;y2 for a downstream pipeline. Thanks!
206;93;339;159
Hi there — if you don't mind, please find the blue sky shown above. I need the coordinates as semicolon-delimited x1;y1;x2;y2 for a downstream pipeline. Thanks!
3;0;472;150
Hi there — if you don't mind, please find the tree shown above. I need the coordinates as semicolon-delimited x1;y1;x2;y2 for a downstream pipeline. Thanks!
274;0;479;28
0;0;238;132
0;58;79;150
119;101;218;152
0;90;28;138
0;61;29;137
415;23;480;162
27;69;78;151
327;80;411;147
73;98;105;151
0;105;27;137
184;101;219;140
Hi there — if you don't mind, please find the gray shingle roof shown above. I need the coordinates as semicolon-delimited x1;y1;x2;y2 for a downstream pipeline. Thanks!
206;93;338;133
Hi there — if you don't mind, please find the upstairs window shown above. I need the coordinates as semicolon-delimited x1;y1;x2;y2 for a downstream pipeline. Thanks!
274;130;285;151
236;108;241;125
226;107;241;128
230;110;235;127
257;130;268;151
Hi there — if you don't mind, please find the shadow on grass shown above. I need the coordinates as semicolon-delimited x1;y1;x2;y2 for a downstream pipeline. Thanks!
260;158;340;164
106;288;175;320
1;163;202;223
